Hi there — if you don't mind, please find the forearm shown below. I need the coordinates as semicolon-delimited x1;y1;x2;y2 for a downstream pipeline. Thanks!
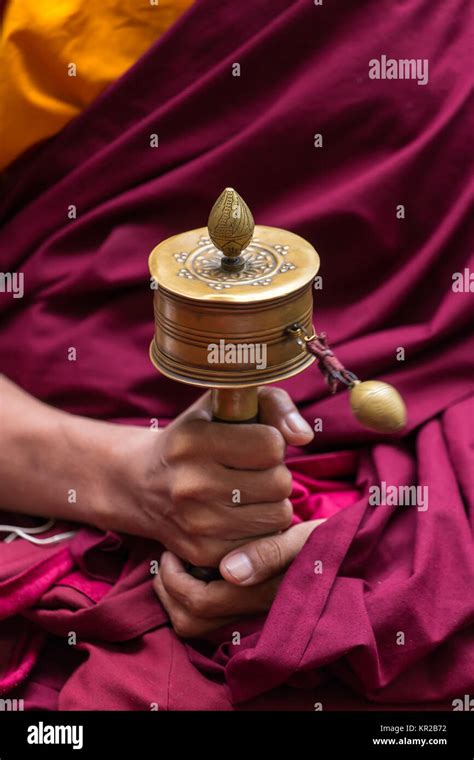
0;374;142;529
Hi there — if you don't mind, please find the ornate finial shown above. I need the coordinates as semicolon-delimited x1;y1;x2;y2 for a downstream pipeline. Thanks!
208;188;254;272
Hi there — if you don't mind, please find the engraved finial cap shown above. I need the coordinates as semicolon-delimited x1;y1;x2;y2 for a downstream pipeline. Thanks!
208;188;254;266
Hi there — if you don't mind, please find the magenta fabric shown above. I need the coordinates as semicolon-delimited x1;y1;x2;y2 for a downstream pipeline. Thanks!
0;0;473;710
0;457;358;707
0;547;72;622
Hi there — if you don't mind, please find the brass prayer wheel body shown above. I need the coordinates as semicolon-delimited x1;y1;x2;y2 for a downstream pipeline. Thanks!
149;224;320;390
148;187;406;432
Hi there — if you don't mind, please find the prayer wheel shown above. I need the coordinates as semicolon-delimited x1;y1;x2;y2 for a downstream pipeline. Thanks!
149;187;406;429
148;188;406;577
149;189;320;423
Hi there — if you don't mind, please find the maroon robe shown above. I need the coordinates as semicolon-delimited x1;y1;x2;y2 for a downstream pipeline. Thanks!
0;0;472;709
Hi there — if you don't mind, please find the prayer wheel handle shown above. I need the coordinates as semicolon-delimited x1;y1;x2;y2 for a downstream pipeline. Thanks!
188;387;259;582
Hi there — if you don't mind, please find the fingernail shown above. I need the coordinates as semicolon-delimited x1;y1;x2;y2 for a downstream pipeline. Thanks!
223;552;254;582
285;411;313;436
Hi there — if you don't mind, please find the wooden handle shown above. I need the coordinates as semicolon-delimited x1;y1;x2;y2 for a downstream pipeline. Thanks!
188;387;259;581
211;387;259;423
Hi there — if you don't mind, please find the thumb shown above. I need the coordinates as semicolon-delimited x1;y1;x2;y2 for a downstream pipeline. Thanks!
258;387;314;446
219;520;324;586
172;390;213;423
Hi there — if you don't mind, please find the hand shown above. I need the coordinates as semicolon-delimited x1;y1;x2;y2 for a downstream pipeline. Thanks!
0;378;313;569
153;519;324;637
110;387;314;568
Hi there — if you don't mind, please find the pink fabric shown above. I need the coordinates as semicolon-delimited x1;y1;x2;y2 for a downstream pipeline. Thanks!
0;619;45;695
0;547;72;622
290;451;360;521
0;0;472;709
0;454;359;708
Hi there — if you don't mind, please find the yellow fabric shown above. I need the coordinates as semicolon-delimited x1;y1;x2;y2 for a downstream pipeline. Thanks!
0;0;193;170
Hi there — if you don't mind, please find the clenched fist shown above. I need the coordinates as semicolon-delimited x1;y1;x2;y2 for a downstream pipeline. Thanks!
107;387;314;568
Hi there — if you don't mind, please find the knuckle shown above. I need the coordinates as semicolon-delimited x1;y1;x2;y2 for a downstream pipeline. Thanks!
171;610;195;638
165;431;193;464
181;539;217;569
275;499;294;530
208;421;227;452
180;510;214;537
273;465;293;498
170;472;214;511
170;481;195;506
260;385;287;406
165;421;206;464
255;536;284;570
183;589;207;617
263;426;286;465
193;519;218;539
242;500;293;534
268;386;290;404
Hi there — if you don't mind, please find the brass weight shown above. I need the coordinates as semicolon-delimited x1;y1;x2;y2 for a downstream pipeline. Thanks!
148;188;406;576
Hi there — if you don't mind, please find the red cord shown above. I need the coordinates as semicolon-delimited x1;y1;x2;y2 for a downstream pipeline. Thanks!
305;332;359;394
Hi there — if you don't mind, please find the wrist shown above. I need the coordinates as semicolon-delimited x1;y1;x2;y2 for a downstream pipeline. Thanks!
92;422;165;538
0;377;163;536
